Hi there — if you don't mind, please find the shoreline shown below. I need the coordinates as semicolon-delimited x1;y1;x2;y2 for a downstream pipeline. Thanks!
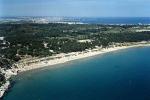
1;41;150;98
15;42;150;72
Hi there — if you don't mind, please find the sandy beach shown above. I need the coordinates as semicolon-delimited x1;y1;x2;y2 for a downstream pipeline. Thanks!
16;42;150;72
1;41;150;98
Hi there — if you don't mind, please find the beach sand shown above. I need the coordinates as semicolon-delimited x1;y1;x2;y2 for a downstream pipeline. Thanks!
17;42;150;72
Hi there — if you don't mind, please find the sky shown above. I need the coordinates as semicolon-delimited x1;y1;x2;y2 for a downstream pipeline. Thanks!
0;0;150;17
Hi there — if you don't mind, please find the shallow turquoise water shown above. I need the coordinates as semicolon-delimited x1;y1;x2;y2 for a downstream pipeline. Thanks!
3;47;150;100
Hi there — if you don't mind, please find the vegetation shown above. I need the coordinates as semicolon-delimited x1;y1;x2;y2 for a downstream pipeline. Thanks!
0;72;5;86
0;24;150;61
1;23;150;84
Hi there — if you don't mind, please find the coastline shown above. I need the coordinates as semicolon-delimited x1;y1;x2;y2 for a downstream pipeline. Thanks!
1;41;150;98
15;42;150;72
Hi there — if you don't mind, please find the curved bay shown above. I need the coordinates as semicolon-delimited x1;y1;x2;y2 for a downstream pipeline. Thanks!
4;47;150;100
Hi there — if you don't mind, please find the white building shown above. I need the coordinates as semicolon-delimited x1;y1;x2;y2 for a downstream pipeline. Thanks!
0;37;4;40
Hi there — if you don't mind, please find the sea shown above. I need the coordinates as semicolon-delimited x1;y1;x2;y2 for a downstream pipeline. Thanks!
3;46;150;100
79;17;150;24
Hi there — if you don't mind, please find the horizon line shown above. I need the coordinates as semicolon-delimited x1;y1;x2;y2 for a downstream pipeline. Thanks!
0;16;150;18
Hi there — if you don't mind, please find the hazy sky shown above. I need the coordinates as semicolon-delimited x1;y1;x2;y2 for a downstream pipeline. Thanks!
0;0;150;17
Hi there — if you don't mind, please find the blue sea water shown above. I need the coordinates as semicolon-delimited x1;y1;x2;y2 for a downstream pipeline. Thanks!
80;17;150;24
3;47;150;100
